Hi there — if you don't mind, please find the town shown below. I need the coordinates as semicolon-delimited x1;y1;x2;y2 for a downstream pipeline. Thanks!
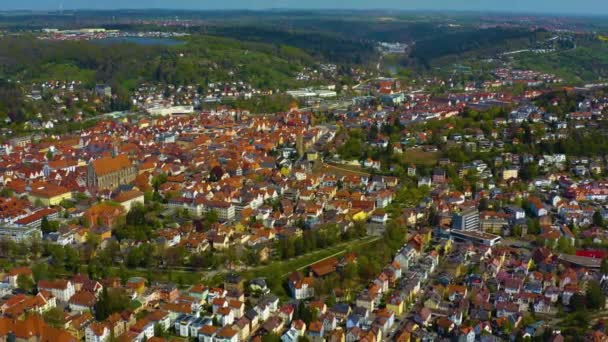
1;7;608;342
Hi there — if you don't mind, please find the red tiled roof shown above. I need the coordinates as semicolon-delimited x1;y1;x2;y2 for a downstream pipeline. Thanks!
15;208;58;225
0;315;77;342
69;291;96;307
91;154;132;176
38;279;70;291
29;182;71;198
310;257;339;277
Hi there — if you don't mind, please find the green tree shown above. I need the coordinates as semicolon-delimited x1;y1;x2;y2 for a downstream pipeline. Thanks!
520;164;539;181
94;288;130;321
502;318;514;334
586;280;606;310
0;188;13;197
47;244;66;268
40;216;55;234
337;130;366;160
601;258;608;275
0;239;16;259
86;233;101;251
151;174;168;191
87;258;105;280
17;274;35;293
204;210;219;227
32;263;49;282
126;204;147;226
144;190;153;203
94;287;111;320
556;237;574;254
42;307;66;328
58;199;74;209
384;220;408;250
326;294;337;308
570;293;587;312
296;301;318;325
527;219;541;235
65;246;81;273
593;210;604;227
154;323;168;338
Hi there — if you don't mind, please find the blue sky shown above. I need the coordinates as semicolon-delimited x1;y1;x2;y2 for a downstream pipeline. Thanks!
2;0;608;15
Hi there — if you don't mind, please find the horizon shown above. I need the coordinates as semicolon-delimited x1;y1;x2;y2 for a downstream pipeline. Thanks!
1;0;608;16
1;8;607;19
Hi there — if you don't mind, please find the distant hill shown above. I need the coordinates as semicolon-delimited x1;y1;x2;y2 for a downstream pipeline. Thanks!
0;35;316;90
409;27;543;66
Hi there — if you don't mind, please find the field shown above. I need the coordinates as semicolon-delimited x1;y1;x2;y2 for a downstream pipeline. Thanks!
90;235;381;299
402;148;441;166
316;162;371;177
234;236;380;299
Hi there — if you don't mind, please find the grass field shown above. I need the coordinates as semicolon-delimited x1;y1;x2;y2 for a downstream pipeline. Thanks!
102;235;381;299
315;162;371;177
228;236;380;299
244;236;379;278
402;148;441;166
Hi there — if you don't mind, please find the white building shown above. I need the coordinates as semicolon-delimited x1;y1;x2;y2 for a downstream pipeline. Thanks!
85;323;110;342
37;279;75;302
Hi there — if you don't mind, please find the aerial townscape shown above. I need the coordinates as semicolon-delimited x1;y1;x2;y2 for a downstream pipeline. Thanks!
2;4;608;342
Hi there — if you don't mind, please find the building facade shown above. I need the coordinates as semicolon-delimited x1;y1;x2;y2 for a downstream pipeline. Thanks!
452;208;480;231
87;154;137;191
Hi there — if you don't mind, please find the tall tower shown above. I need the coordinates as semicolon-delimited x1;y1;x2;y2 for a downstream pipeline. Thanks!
296;131;304;159
111;138;119;158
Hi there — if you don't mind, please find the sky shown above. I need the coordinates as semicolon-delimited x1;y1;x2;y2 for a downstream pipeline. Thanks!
1;0;608;15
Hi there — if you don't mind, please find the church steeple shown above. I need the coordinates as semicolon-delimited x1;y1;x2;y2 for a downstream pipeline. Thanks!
296;130;304;159
111;138;119;157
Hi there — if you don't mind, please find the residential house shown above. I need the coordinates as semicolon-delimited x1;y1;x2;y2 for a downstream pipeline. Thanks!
38;279;75;302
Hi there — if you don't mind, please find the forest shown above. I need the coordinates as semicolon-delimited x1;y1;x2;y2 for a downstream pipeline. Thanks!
514;36;608;82
0;80;28;123
0;34;317;91
409;27;544;66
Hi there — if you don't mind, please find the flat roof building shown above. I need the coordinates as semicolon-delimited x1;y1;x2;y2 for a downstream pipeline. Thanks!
452;208;480;231
450;229;501;246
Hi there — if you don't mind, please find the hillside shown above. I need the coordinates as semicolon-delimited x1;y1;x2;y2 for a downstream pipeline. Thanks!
0;34;317;90
409;27;544;67
513;36;608;83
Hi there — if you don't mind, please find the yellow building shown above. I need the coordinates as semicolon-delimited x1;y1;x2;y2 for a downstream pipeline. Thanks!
424;297;440;310
502;168;519;180
28;183;72;206
113;190;144;212
352;210;367;222
306;151;319;161
387;296;404;316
